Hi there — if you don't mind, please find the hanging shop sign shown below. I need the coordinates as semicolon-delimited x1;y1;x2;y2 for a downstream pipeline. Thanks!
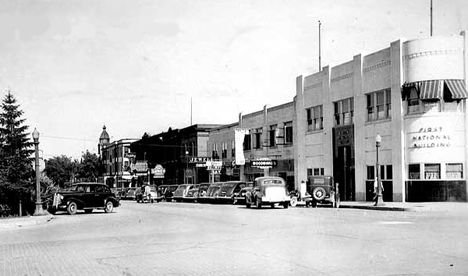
151;164;166;178
206;161;223;171
130;161;148;173
251;158;278;169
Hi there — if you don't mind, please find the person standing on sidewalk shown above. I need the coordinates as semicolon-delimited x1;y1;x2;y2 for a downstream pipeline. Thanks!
373;177;384;202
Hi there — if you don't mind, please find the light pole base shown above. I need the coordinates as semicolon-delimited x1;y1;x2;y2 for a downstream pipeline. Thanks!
373;195;385;207
33;202;47;216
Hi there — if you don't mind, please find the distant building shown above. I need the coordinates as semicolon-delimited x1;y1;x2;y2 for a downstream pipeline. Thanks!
130;124;222;186
98;126;138;188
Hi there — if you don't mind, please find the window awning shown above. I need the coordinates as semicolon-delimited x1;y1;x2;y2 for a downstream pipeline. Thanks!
445;79;468;99
418;80;443;100
402;80;442;100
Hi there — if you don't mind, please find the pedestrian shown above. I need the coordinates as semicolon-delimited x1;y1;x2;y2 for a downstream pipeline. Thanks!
144;184;151;202
373;177;384;202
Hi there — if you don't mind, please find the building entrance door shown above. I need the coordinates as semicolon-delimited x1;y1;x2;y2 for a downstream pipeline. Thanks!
333;126;355;201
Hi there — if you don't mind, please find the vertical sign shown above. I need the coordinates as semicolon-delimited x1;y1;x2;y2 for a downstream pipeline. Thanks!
234;128;249;165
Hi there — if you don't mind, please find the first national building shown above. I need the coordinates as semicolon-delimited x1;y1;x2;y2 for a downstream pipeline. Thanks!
294;32;468;202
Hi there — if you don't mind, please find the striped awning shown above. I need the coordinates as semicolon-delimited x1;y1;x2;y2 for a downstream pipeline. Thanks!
418;80;443;100
445;79;468;99
402;80;443;100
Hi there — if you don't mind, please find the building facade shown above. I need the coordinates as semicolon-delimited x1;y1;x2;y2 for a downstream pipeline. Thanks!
130;124;222;186
208;103;296;190
98;126;138;188
295;33;468;202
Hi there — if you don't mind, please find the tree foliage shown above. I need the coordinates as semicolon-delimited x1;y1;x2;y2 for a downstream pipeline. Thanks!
0;91;34;189
0;91;35;216
44;155;77;188
44;151;101;187
76;150;100;182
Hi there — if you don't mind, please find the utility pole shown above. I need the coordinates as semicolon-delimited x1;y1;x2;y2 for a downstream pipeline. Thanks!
430;0;433;36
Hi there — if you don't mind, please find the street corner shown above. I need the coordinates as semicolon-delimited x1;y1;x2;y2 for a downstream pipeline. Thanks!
0;213;55;230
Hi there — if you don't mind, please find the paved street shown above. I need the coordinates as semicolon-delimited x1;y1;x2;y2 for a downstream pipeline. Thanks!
1;201;468;276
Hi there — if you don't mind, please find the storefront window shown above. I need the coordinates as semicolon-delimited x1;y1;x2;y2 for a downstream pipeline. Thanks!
424;164;440;179
408;164;420;179
446;163;463;179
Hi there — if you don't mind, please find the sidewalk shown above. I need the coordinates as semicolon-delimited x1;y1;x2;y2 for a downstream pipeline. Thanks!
0;213;55;230
297;201;468;212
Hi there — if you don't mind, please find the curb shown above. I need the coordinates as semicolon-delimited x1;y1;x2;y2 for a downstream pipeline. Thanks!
0;214;55;230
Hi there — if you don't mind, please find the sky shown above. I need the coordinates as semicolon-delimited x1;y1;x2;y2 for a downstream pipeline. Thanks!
0;0;467;160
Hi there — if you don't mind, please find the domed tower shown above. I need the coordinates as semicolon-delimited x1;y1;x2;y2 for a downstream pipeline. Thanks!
98;125;110;155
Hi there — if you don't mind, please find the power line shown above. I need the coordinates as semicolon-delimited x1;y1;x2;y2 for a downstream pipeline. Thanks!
41;135;97;142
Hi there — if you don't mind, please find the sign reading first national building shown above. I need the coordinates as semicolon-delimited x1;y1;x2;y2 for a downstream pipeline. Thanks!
411;126;451;148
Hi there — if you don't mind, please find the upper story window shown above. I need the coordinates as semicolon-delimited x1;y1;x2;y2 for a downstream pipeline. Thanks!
212;143;219;159
231;140;235;157
269;125;277;147
254;128;262;149
284;121;293;144
243;132;251;150
307;105;323;131
334;97;354;126
367;88;391;121
403;80;467;115
222;142;227;158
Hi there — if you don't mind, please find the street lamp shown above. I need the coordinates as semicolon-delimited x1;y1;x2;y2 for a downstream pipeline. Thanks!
185;150;189;184
374;134;384;206
32;128;45;216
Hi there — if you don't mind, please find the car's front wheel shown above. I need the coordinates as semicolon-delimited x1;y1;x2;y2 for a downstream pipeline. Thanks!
104;201;114;213
67;201;77;215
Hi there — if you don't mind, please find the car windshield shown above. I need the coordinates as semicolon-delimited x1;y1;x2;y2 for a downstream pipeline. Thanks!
261;179;284;186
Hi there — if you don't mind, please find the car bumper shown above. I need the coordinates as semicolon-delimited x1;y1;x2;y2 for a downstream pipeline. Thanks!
261;196;290;203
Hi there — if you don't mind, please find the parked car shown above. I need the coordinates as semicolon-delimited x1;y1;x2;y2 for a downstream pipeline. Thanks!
173;184;195;202
307;175;340;208
158;184;179;202
188;183;210;203
125;187;138;200
233;183;254;205
217;181;249;204
135;186;160;203
245;177;290;209
48;182;120;215
202;182;224;203
185;184;200;202
117;188;130;199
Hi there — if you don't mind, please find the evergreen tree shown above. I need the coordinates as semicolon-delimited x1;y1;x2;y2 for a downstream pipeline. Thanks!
76;151;100;182
0;91;34;189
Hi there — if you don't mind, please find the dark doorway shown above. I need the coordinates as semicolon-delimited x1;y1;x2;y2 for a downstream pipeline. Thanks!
333;126;355;201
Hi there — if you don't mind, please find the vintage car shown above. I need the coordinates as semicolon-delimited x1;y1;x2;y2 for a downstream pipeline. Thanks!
200;182;224;203
245;177;290;209
173;184;195;202
184;184;200;202
216;181;249;204
48;182;120;215
158;184;179;202
307;175;340;208
135;186;160;203
187;183;210;203
125;187;138;200
232;182;254;205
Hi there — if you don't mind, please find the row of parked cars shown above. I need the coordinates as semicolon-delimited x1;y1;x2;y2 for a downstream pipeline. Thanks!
117;175;340;209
